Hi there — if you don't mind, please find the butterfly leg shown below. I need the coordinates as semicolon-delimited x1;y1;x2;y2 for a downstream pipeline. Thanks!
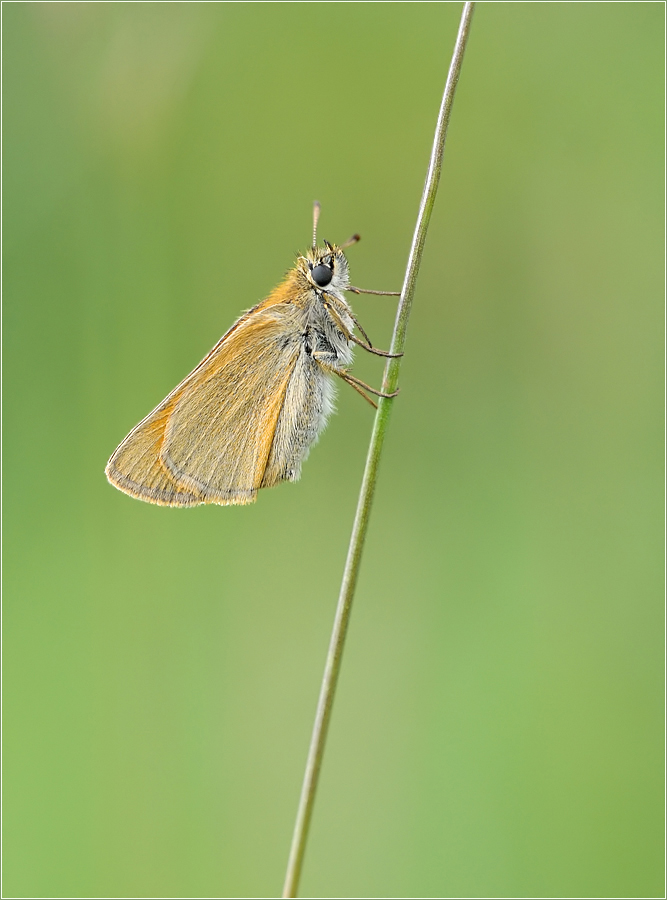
311;351;399;409
322;298;402;359
347;286;401;296
339;377;378;409
346;332;402;358
340;371;400;400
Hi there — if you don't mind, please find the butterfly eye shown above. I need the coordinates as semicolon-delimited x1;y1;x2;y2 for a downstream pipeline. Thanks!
311;264;333;287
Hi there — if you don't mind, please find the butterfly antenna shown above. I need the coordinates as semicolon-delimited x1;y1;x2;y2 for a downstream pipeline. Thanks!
339;233;361;250
312;201;321;250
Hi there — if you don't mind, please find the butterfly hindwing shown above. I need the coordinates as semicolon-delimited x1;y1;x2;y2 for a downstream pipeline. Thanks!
105;396;204;507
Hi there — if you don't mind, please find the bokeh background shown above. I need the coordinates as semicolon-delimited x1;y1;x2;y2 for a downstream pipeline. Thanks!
4;3;663;898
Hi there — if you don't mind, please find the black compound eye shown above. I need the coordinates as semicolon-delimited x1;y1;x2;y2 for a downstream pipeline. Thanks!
311;264;333;287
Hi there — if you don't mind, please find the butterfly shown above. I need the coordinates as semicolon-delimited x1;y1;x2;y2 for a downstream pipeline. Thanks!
105;203;401;507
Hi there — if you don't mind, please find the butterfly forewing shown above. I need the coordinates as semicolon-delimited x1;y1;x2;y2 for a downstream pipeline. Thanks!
161;306;302;504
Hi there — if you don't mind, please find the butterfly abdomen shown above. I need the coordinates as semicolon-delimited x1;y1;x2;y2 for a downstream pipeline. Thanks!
261;343;336;486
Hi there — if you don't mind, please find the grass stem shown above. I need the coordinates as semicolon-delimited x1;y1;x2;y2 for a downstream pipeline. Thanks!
282;5;475;896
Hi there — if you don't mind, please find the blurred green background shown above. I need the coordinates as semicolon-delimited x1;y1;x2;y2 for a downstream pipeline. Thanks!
4;3;663;898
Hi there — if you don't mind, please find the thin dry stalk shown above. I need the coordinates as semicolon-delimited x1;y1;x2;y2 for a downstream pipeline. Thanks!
282;5;476;896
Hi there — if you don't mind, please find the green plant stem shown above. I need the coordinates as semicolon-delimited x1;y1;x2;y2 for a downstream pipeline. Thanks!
281;5;475;897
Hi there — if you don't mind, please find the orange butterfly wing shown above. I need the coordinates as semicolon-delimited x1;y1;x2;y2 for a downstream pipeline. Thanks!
106;298;303;507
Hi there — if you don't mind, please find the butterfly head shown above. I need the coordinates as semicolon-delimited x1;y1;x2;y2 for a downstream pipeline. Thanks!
298;241;350;294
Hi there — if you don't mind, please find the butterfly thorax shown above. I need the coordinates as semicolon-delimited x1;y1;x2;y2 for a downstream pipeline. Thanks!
255;244;355;369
